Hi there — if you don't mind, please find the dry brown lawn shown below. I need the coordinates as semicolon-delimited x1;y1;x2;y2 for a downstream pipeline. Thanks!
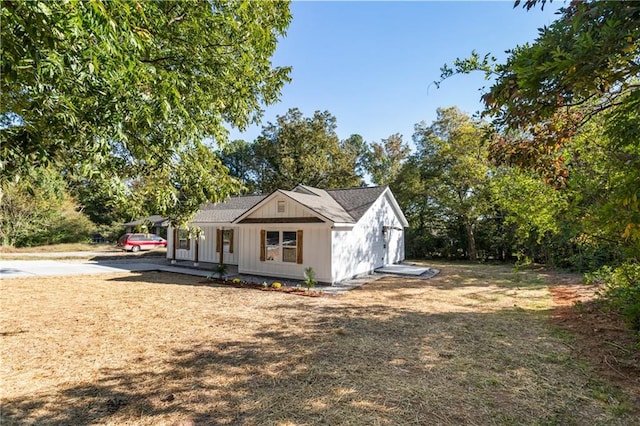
1;262;638;425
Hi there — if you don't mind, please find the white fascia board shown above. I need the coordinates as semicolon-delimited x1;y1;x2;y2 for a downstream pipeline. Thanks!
232;189;334;225
279;191;334;223
231;190;282;224
383;187;409;227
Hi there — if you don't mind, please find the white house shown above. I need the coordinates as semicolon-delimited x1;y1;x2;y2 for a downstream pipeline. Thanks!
167;185;408;284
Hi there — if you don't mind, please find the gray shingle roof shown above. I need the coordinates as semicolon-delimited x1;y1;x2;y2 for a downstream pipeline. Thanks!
282;186;356;223
326;186;387;221
190;186;387;224
192;195;266;223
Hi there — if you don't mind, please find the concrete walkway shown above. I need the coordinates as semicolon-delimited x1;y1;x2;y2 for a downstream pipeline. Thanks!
376;263;440;279
0;250;165;259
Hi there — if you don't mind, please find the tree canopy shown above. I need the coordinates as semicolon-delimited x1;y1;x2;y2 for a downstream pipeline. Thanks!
248;108;364;193
1;0;291;223
435;0;639;330
363;133;410;186
1;167;95;247
393;107;492;260
438;1;639;183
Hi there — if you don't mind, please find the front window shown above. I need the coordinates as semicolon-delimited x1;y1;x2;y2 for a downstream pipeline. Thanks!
282;231;297;263
223;229;233;253
264;231;298;263
178;229;190;250
266;231;280;261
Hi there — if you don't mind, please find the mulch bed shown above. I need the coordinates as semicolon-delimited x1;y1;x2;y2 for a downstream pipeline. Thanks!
199;278;329;297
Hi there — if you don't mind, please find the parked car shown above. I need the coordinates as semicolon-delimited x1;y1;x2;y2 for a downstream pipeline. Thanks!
117;233;167;252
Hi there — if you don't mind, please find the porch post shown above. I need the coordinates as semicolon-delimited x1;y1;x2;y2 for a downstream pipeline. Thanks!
171;227;177;264
219;227;224;266
194;232;199;267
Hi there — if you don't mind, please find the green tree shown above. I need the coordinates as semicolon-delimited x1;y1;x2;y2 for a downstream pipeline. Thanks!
490;167;569;263
438;0;639;247
410;107;492;261
0;168;95;247
437;0;639;330
391;156;450;258
363;133;410;186
1;0;291;222
438;1;639;189
218;140;259;194
67;174;136;241
252;108;362;192
487;1;639;131
560;109;640;268
134;140;242;225
341;134;369;184
439;1;639;134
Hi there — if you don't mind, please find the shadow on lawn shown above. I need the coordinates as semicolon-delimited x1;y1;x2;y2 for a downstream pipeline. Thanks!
89;248;168;260
106;271;228;288
3;300;633;425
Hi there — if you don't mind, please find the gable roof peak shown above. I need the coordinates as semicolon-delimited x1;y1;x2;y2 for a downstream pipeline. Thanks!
291;184;325;196
325;186;388;222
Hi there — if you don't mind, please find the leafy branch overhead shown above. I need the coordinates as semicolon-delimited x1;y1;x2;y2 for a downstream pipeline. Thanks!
436;0;639;185
1;0;292;223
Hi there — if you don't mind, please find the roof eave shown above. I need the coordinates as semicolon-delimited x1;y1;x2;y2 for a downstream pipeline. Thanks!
383;187;409;227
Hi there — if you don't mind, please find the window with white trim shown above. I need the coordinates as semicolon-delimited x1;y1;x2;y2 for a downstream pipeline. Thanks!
223;229;233;253
262;230;301;263
178;229;190;250
216;229;234;254
282;231;297;263
266;231;280;261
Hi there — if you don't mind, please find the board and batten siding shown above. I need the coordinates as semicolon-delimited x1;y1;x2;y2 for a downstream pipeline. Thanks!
238;224;332;283
166;225;195;261
167;224;240;264
243;195;317;219
193;225;239;265
331;192;405;283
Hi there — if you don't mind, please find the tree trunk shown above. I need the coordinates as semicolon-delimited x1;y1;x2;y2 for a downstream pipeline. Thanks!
465;221;478;261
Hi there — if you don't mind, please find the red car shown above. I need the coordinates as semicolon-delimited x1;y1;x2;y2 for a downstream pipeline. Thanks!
117;233;167;252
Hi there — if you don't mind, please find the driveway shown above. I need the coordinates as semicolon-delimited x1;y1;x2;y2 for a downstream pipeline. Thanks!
0;259;179;279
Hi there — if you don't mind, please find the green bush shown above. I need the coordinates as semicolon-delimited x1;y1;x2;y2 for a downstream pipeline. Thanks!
588;261;640;332
302;267;317;289
215;263;227;278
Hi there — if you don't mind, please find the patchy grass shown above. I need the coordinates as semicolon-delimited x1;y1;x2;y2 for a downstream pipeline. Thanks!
1;262;638;425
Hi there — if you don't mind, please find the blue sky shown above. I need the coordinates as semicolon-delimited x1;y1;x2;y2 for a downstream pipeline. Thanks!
228;1;562;148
